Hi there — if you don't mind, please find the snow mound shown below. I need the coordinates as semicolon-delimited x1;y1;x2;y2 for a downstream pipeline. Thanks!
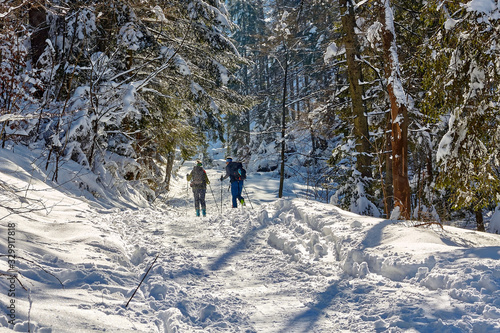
257;198;500;331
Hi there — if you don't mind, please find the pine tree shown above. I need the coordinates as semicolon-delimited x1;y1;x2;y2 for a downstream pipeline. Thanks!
0;1;41;147
339;0;371;180
226;0;267;162
2;0;246;196
327;1;385;216
394;0;440;222
420;1;500;231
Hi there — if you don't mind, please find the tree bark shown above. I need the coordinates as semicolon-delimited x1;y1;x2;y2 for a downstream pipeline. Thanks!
278;50;288;198
340;0;372;179
475;209;485;232
29;2;49;67
385;116;393;214
380;0;411;219
164;150;175;191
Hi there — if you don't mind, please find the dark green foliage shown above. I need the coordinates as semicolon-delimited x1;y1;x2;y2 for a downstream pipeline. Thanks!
419;1;500;222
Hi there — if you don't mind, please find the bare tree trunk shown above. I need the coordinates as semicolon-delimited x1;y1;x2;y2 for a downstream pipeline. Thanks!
164;150;175;191
340;0;372;179
278;50;289;198
88;117;99;171
29;3;49;136
375;122;391;218
293;75;300;121
304;77;316;161
1;122;8;149
385;116;394;214
380;0;411;219
475;209;485;232
426;150;433;189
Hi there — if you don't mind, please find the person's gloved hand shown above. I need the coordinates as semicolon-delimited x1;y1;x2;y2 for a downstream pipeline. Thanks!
220;175;224;181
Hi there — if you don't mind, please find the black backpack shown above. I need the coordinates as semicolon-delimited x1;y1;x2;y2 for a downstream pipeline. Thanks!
191;166;206;185
229;162;246;181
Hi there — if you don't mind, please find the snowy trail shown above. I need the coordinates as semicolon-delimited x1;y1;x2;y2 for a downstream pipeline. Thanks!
83;164;500;332
93;202;334;332
77;164;340;332
156;166;339;331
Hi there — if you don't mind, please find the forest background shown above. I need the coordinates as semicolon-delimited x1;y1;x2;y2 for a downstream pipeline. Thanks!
1;0;499;232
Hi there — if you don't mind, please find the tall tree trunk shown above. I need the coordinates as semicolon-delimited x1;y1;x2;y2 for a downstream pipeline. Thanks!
293;75;300;121
426;149;433;190
475;209;485;232
164;150;175;191
385;115;394;215
380;0;411;219
340;0;372;179
278;50;289;198
304;76;316;160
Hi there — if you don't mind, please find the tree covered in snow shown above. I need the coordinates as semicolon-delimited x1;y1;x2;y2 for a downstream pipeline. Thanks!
395;0;442;223
225;0;267;163
226;0;338;202
327;0;384;217
419;0;500;230
0;0;245;196
0;1;42;144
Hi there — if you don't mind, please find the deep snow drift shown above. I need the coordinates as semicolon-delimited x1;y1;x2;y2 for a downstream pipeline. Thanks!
1;146;500;332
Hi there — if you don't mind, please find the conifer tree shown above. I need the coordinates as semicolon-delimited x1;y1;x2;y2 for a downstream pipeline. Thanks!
226;0;267;162
327;1;384;216
0;1;42;146
2;0;245;196
420;1;500;230
375;0;412;219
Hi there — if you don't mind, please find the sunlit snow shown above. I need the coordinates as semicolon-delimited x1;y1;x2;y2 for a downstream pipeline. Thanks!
1;145;499;332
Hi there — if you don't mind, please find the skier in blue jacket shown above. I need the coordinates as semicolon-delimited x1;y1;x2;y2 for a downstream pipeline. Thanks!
220;157;246;208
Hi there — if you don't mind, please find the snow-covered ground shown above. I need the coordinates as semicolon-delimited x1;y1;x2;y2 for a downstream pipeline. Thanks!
1;146;500;332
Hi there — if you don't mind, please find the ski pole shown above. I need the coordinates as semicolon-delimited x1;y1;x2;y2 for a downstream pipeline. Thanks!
243;185;254;209
220;178;223;213
186;178;190;216
208;182;221;214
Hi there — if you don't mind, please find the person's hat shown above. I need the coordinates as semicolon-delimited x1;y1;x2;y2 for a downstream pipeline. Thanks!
225;156;232;163
196;159;202;166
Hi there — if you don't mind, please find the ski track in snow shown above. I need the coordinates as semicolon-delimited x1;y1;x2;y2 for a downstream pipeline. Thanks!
84;193;500;332
1;160;500;332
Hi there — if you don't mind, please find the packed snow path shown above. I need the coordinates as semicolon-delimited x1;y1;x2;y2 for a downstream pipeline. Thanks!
75;165;500;332
1;156;499;332
90;201;500;332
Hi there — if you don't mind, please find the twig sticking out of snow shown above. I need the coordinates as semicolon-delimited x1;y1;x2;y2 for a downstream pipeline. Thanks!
125;253;160;308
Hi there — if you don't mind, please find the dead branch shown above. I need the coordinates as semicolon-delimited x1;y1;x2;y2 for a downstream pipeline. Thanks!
413;221;444;230
0;272;28;291
0;255;65;288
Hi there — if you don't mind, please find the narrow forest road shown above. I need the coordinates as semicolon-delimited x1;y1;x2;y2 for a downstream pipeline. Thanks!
94;165;345;332
88;163;500;332
80;163;351;332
